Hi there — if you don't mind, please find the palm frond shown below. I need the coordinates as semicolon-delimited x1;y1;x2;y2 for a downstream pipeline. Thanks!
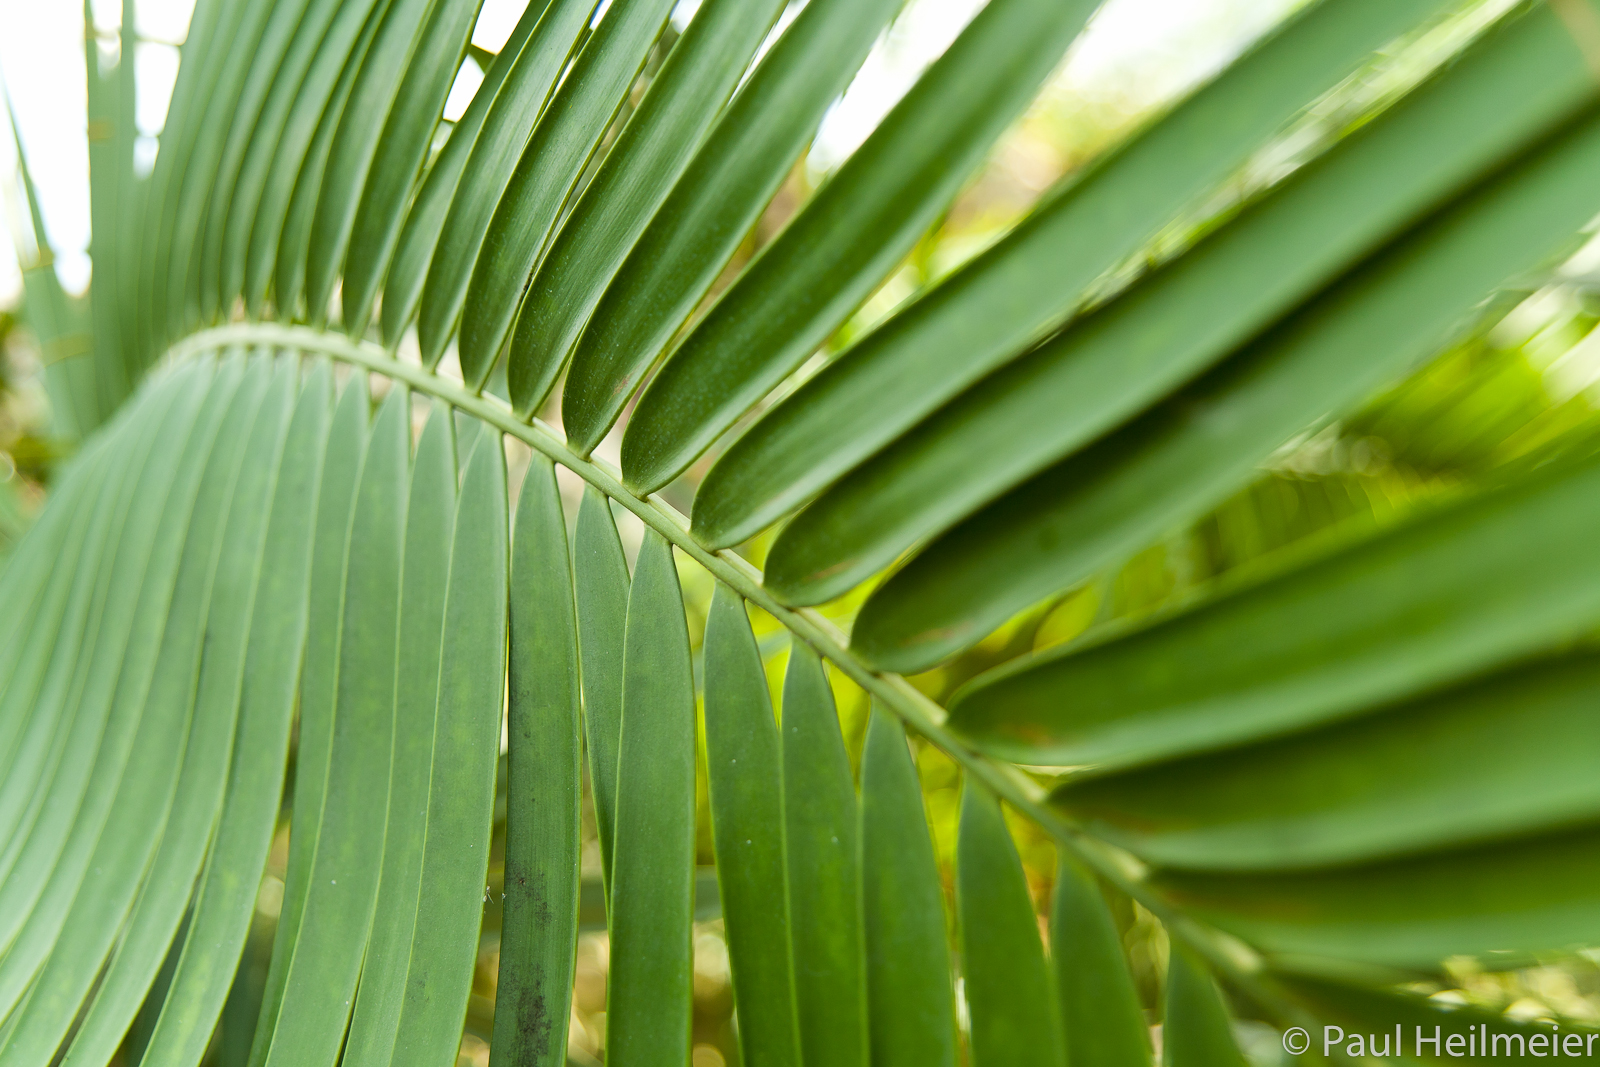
8;0;1600;1062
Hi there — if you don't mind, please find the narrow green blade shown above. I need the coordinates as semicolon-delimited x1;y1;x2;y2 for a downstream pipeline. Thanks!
702;585;801;1067
956;783;1066;1067
109;0;142;380
377;0;555;347
340;400;458;1067
1051;855;1152;1067
694;0;1598;551
387;425;509;1064
413;0;600;367
1163;950;1247;1067
457;0;677;387
560;0;899;440
630;0;1096;496
0;453;96;734
0;405;107;626
6;92;99;438
0;356;296;1064
859;708;956;1067
241;0;389;316
124;913;190;1065
83;3;131;415
0;436;132;890
272;0;390;320
656;0;1452;506
605;531;696;1066
257;384;409;1067
0;356;255;1016
1156;823;1600;969
123;0;209;355
0;385;177;856
851;100;1600;671
1052;651;1600;872
247;371;371;1067
157;0;277;338
217;0;369;317
308;0;484;329
110;360;334;1067
573;486;629;896
780;645;867;1067
514;0;788;423
947;446;1600;771
135;0;228;354
0;364;217;932
190;0;318;322
491;456;582;1067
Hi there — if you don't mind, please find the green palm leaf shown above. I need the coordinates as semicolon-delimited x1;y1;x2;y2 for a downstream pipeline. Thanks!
9;0;1600;1061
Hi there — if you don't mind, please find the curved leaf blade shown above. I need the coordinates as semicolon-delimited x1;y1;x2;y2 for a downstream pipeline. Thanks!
377;0;556;347
0;357;252;1016
0;436;148;900
340;401;458;1067
309;0;485;330
946;448;1600;771
781;645;868;1067
135;0;229;356
256;384;409;1067
246;371;371;1067
1052;855;1152;1067
573;485;630;897
491;456;582;1067
104;360;334;1067
272;3;390;321
860;707;957;1067
956;783;1067;1067
386;426;509;1064
1053;651;1600;872
0;467;99;785
240;0;389;317
702;585;802;1067
704;0;1600;552
534;0;898;437
192;0;319;323
157;2;279;338
1163;949;1247;1067
643;0;1452;510
518;0;788;426
414;0;605;370
636;0;1095;498
850;100;1600;671
2;356;297;1065
458;0;677;388
605;531;696;1066
217;0;372;317
0;396;175;859
1157;824;1600;969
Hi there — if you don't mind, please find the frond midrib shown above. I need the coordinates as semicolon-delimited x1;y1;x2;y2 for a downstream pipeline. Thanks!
163;320;1297;1021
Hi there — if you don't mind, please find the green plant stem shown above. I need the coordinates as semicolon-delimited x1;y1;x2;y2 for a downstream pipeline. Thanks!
164;321;1309;1024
